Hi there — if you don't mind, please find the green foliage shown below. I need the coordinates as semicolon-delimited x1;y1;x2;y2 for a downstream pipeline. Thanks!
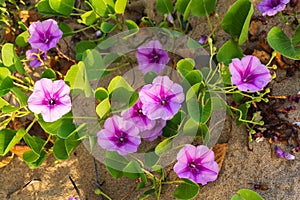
191;0;217;17
49;0;74;16
36;0;65;16
53;134;80;160
0;128;26;156
174;179;200;199
1;43;25;74
79;10;99;26
100;21;116;33
75;40;96;60
58;22;74;37
267;26;300;60
162;110;186;137
15;31;29;47
115;0;128;14
175;0;192;21
42;68;57;80
90;0;115;17
157;0;174;14
231;189;264;200
216;39;243;65
222;0;253;45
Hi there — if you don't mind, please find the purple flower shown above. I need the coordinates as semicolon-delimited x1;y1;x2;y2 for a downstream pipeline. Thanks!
198;35;208;45
140;119;166;141
97;115;141;156
139;76;184;120
256;0;289;16
274;145;295;160
28;78;72;122
26;49;47;67
174;144;219;185
28;19;63;52
136;40;170;74
68;197;78;200
121;99;156;131
229;55;272;92
166;13;174;24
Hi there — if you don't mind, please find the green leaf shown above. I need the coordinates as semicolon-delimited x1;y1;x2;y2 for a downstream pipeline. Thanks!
1;105;18;113
58;22;73;37
162;110;186;137
184;70;203;86
221;0;253;45
95;87;109;101
75;40;96;61
11;87;28;107
90;0;115;17
0;67;11;82
1;43;25;74
53;134;80;160
79;10;99;26
0;128;26;156
176;0;192;21
174;179;200;199
96;98;111;118
49;0;74;16
108;76;133;93
23;150;40;163
267;26;300;60
15;31;29;47
123;160;143;179
0;97;9;109
216;39;243;65
191;0;216;17
23;133;46;153
0;76;13;96
64;62;92;97
41;68;57;80
36;0;62;16
176;58;195;78
187;37;202;49
105;151;129;178
144;149;159;168
57;120;76;139
157;0;174;14
125;19;139;30
100;21;116;33
292;25;300;46
231;189;264;200
38;112;73;135
115;0;128;14
155;137;173;156
83;50;106;80
27;150;47;168
144;71;157;84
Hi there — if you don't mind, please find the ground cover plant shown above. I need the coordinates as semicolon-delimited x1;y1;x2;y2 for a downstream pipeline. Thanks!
0;0;299;199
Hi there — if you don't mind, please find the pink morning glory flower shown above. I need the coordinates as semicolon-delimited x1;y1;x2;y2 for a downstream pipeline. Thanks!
256;0;289;16
97;115;141;156
26;49;47;67
28;19;63;52
140;119;166;141
174;144;219;185
121;99;156;131
28;78;72;122
139;76;184;120
229;55;272;92
136;40;170;74
274;145;295;160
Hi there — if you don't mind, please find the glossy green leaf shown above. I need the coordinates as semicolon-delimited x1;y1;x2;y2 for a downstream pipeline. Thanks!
157;0;174;14
105;151;129;178
75;40;96;61
191;0;216;17
115;0;128;14
108;76;133;93
0;128;26;156
231;189;264;200
23;133;46;153
174;178;200;199
176;0;192;21
125;19;139;30
79;10;99;26
36;0;63;16
95;87;109;101
184;70;203;86
1;43;25;74
0;76;13;96
222;0;253;45
64;62;92;97
292;25;300;46
23;150;40;163
57;120;76;139
83;50;106;80
27;150;47;168
58;22;73;37
38;112;73;135
216;39;243;65
176;58;195;78
162;110;186;137
11;87;28;107
90;0;115;17
1;105;18;113
42;68;57;80
53;134;80;160
0;67;11;82
100;21;116;33
155;137;173;156
0;97;9;109
267;26;300;60
123;160;143;179
96;98;110;118
15;31;29;47
49;0;74;16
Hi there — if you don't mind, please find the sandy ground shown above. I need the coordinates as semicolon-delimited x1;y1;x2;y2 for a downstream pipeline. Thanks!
0;0;300;199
